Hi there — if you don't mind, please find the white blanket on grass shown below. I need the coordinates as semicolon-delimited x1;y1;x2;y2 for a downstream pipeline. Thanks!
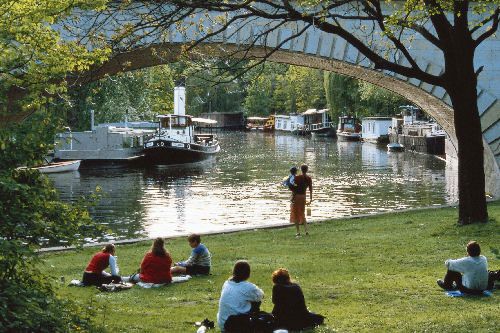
136;275;191;288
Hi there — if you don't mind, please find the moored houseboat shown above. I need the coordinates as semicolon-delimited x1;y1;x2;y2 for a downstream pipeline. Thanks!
303;109;336;137
143;83;220;165
274;114;304;133
388;106;445;155
143;114;220;165
246;116;274;132
54;124;155;166
336;115;361;141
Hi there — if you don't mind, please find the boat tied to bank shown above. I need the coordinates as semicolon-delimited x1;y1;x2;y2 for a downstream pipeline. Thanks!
246;116;275;132
388;106;445;155
337;115;361;141
143;114;220;165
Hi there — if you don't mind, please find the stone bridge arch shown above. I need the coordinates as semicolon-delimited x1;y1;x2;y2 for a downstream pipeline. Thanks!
77;40;499;197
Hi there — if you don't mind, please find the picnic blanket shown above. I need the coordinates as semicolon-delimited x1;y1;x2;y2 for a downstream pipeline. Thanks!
69;275;191;288
444;290;493;297
136;275;192;288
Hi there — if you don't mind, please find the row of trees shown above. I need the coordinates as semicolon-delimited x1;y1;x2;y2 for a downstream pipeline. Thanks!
63;60;410;130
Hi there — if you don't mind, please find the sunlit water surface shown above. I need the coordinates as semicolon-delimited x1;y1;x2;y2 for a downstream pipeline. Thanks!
48;131;458;244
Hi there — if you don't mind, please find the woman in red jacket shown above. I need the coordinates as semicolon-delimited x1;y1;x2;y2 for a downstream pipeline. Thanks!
127;238;172;284
82;244;122;286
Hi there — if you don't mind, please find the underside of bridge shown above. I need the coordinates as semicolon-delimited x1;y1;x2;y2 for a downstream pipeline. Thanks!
76;42;499;197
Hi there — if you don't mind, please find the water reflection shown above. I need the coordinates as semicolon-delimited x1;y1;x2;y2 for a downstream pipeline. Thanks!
47;131;457;243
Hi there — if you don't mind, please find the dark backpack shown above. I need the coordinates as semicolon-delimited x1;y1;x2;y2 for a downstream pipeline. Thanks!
224;311;276;333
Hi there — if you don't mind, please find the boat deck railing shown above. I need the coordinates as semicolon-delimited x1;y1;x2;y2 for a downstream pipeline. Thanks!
297;122;335;131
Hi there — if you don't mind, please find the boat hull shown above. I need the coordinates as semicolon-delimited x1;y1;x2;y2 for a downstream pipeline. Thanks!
28;160;81;173
143;139;219;165
387;143;405;152
362;135;389;144
311;127;336;137
389;134;444;154
337;131;361;141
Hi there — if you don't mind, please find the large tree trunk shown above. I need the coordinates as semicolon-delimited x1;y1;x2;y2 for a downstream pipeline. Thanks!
445;32;488;224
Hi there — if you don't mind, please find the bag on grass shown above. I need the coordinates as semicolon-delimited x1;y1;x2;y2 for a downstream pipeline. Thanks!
224;311;276;333
98;282;133;292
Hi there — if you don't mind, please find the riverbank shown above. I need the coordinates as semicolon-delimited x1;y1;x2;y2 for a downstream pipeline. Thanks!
41;201;500;332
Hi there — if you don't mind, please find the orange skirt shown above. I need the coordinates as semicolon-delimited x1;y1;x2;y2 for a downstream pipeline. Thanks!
290;194;307;225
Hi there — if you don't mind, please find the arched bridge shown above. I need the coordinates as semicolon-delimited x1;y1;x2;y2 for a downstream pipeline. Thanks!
64;4;500;196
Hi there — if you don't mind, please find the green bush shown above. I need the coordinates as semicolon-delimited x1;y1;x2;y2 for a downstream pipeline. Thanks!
0;113;105;331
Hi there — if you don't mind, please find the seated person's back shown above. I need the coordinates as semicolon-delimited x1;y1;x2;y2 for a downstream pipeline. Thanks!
217;260;264;331
271;268;324;330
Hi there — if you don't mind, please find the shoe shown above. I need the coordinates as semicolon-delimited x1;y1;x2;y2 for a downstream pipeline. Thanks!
200;318;215;329
296;233;300;237
437;279;455;291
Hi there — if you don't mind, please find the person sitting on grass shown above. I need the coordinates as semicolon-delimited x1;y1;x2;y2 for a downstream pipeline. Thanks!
82;244;122;286
171;234;211;276
217;260;265;332
437;240;498;293
271;268;324;330
124;237;172;284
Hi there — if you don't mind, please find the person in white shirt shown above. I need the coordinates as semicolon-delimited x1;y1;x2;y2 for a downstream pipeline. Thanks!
437;241;494;293
217;260;265;331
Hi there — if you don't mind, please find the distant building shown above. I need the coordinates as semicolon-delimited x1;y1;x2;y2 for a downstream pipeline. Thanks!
200;112;245;129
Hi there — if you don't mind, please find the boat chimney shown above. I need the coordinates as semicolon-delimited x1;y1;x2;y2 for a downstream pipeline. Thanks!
90;110;95;131
174;78;186;116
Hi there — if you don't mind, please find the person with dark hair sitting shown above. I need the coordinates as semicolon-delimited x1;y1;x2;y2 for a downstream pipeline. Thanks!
271;268;324;330
437;240;498;293
217;260;265;332
82;244;122;286
124;237;172;284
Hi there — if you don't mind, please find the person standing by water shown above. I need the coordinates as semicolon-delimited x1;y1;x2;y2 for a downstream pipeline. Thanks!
290;164;312;237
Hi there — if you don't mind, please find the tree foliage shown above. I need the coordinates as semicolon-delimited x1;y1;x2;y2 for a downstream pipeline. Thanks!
62;66;175;130
244;62;325;115
0;113;104;331
1;0;111;330
0;0;110;119
324;72;360;121
357;81;410;116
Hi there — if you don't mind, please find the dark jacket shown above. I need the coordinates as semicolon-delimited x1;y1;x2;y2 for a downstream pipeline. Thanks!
272;282;323;330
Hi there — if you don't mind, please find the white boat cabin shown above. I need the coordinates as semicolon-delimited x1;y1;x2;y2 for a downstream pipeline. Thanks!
361;117;392;143
337;115;360;133
157;114;194;143
274;114;305;132
389;105;445;138
302;109;333;131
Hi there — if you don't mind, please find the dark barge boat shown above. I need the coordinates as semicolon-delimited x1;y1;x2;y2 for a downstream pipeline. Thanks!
143;114;220;165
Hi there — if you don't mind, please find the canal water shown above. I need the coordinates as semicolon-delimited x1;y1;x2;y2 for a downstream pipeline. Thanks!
47;131;458;243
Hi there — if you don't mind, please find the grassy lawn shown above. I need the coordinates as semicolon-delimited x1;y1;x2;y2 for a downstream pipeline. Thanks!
41;201;500;332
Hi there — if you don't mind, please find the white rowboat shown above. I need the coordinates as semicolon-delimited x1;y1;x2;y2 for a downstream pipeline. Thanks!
19;160;81;173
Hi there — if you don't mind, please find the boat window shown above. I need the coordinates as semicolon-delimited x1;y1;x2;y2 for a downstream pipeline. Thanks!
160;116;191;128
